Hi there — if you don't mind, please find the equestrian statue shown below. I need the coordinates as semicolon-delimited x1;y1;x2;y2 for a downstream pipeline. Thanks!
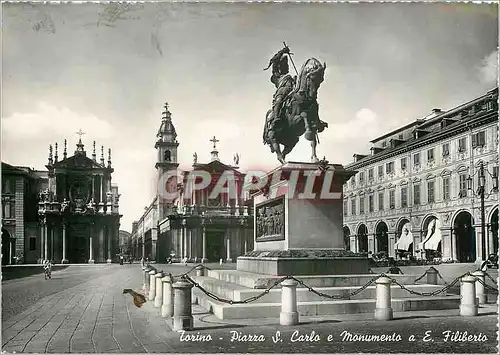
263;42;328;164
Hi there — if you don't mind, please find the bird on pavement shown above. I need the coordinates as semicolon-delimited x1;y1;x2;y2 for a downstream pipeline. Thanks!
123;289;147;308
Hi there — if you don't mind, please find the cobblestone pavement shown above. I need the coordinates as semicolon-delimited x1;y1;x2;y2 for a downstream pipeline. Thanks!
2;263;498;353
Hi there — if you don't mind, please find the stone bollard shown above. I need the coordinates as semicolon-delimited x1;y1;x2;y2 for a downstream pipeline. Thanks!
195;265;205;277
162;275;175;319
280;279;299;326
374;276;393;321
143;268;151;293
148;270;157;301
472;271;487;305
172;280;194;331
426;267;439;285
154;271;165;308
460;275;478;316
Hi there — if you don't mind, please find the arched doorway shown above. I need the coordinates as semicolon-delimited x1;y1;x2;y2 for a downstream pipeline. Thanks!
395;218;412;258
343;226;351;251
453;211;475;262
357;224;368;253
490;208;498;256
375;221;389;256
2;229;12;265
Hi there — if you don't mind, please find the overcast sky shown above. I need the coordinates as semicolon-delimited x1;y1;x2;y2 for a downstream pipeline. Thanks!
2;2;498;232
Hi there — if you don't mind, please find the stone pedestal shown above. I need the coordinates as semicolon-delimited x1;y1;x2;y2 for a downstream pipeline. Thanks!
237;161;367;276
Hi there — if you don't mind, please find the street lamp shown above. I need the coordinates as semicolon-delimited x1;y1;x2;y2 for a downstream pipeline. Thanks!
467;161;499;260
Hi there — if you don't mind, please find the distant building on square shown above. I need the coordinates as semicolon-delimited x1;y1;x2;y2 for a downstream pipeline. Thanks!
342;88;499;263
1;136;122;264
130;103;253;263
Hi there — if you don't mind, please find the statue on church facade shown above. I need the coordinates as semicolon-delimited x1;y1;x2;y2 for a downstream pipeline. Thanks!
193;152;198;164
263;43;328;164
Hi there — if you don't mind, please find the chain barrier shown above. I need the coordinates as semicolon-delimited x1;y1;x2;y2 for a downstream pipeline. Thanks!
484;271;498;286
182;274;288;304
173;264;212;278
144;264;496;305
413;269;429;283
475;277;499;293
288;274;381;300
435;269;449;285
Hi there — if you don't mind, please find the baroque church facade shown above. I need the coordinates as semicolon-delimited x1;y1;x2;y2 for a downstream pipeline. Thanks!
130;104;254;263
1;136;121;264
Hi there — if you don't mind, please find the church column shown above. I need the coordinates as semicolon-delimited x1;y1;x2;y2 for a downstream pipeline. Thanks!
89;225;95;263
99;225;105;263
44;222;48;261
39;222;45;262
51;225;55;261
62;222;68;263
202;226;207;263
488;224;494;258
244;229;248;254
182;222;187;259
226;233;232;263
107;224;112;263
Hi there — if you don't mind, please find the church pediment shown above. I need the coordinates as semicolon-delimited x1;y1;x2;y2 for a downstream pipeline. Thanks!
53;154;106;170
193;160;243;176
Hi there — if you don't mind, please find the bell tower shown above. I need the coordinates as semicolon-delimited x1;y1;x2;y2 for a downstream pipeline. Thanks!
155;102;180;219
155;102;179;173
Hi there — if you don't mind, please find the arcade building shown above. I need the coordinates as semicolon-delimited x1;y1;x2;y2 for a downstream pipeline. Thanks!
130;104;254;263
343;88;499;263
1;136;121;264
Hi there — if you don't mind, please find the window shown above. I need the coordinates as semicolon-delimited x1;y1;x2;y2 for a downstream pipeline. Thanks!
368;169;374;181
2;178;12;194
459;174;468;198
427;149;435;162
386;162;394;174
398;134;404;140
351;177;356;188
413;153;420;166
360;196;365;214
458;137;467;152
389;190;395;209
443;177;450;201
401;187;408;208
351;199;356;216
400;157;407;171
378;165;384;177
359;172;365;183
368;194;374;213
427;181;435;203
164;150;172;162
382;141;387;148
29;237;36;251
2;197;15;219
413;184;421;205
343;200;348;216
472;131;486;148
378;192;384;211
442;143;450;157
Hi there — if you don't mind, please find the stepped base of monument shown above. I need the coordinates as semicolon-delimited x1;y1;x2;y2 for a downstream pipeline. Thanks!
191;269;461;320
237;250;370;276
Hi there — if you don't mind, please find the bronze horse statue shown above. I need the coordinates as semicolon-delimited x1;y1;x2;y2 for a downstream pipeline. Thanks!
264;58;328;164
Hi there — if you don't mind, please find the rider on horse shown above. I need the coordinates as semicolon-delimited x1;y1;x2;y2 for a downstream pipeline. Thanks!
263;45;295;152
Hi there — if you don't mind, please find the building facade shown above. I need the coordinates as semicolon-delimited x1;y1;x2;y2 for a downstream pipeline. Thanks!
130;103;253;263
2;137;122;264
343;88;499;263
1;163;43;265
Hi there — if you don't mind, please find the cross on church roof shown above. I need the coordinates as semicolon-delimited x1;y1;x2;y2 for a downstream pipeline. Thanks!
210;136;219;150
75;129;86;140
